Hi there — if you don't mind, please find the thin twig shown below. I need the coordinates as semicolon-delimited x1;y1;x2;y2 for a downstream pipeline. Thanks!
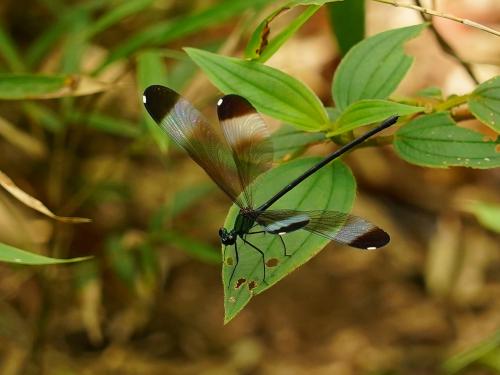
372;0;500;37
415;0;479;84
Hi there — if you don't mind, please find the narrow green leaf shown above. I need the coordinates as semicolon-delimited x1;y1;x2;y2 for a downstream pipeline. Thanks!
469;76;500;133
60;9;89;73
185;48;329;130
223;158;355;323
156;231;220;264
328;99;423;135
332;23;427;111
443;331;500;374
461;201;500;233
26;16;70;68
96;0;269;73
136;50;169;151
23;103;64;132
0;242;91;265
417;86;443;99
85;0;154;40
290;0;342;4
72;111;140;138
258;5;321;62
0;26;25;72
0;74;109;99
327;0;365;55
394;112;500;169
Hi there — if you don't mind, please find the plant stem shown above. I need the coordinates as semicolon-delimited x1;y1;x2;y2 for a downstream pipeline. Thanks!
372;0;500;37
435;94;469;111
415;0;479;84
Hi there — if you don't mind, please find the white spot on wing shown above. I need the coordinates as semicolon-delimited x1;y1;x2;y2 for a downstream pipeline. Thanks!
367;246;377;250
142;95;147;104
217;98;223;106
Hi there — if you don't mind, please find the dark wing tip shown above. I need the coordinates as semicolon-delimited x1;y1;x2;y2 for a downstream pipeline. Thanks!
217;94;255;121
142;85;180;123
350;228;390;250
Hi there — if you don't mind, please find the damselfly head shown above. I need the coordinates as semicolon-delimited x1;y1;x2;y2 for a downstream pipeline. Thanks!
219;228;236;245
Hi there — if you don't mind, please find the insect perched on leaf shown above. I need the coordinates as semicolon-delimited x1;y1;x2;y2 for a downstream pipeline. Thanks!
143;85;398;288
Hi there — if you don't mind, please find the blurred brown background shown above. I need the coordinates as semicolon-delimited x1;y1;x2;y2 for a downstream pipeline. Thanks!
0;0;499;374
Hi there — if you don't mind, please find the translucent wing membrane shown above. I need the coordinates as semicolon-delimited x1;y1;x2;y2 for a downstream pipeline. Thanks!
256;209;390;249
143;85;245;206
217;95;273;207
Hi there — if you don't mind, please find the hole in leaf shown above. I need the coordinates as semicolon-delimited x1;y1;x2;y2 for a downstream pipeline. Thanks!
248;281;257;291
266;258;279;267
235;278;246;289
226;257;233;266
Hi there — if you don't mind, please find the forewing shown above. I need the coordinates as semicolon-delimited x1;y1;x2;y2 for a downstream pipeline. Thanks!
256;209;389;250
217;95;273;207
143;85;243;205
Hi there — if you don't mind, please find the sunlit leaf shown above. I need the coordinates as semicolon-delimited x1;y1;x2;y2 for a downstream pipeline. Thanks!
185;48;329;130
0;242;91;265
394;112;500;169
223;158;355;323
332;23;427;111
469;76;500;133
328;99;422;135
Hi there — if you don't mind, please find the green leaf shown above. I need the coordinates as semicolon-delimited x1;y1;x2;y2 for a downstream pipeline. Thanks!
136;50;169;151
443;330;500;374
23;103;64;132
245;4;323;62
469;76;500;133
60;9;89;73
0;74;109;99
0;242;91;265
332;23;427;111
328;99;423;135
96;0;269;73
85;0;154;40
289;0;342;4
223;158;355;323
185;48;329;130
0;25;25;72
394;112;500;169
327;0;365;55
461;201;500;233
417;86;443;99
272;124;325;161
155;231;220;264
71;111;140;138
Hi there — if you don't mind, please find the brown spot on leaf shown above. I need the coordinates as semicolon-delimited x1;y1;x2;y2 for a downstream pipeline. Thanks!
226;257;233;266
266;258;279;267
248;281;257;291
496;144;500;153
235;278;246;289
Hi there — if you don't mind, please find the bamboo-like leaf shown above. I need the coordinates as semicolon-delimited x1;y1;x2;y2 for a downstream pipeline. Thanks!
0;170;90;223
0;74;110;99
0;242;91;265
